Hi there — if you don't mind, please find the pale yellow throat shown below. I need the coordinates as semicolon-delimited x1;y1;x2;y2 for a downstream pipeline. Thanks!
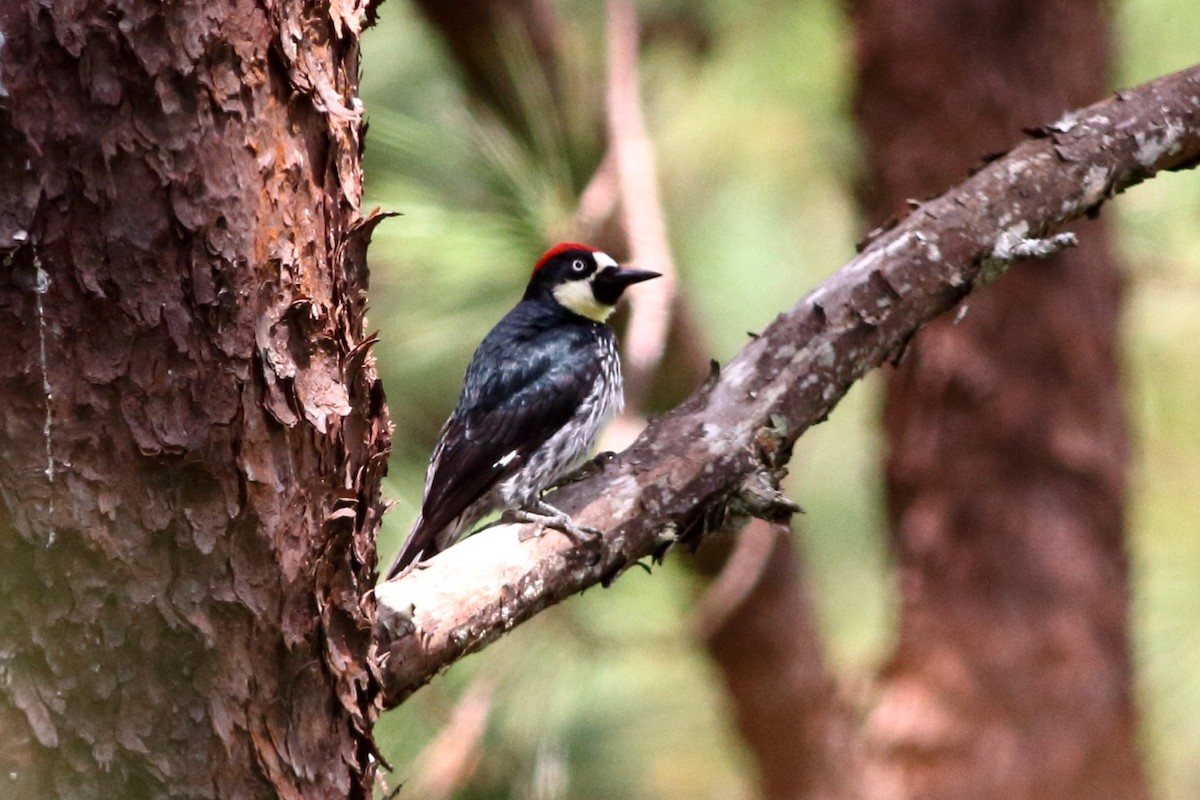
553;279;615;322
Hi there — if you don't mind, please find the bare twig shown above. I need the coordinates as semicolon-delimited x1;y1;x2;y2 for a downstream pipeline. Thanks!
693;519;780;640
604;0;679;410
573;148;621;240
397;679;496;800
377;65;1200;706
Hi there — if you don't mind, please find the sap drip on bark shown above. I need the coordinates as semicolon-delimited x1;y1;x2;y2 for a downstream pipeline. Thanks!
32;259;55;543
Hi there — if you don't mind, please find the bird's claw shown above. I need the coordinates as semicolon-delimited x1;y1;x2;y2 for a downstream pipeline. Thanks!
547;451;616;489
386;557;431;582
510;500;603;547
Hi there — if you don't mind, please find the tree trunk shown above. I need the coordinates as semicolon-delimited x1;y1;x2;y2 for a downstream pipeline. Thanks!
0;2;389;798
851;1;1148;798
698;522;861;800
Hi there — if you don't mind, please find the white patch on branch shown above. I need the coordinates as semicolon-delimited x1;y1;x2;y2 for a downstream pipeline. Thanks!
1049;109;1112;134
1135;119;1185;167
977;223;1078;288
1078;165;1111;209
602;473;642;521
996;230;1079;261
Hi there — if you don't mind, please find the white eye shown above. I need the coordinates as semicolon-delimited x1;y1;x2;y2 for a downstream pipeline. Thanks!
571;258;587;273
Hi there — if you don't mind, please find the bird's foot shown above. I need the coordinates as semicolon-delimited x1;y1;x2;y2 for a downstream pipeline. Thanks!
509;500;602;545
548;452;616;489
389;559;431;581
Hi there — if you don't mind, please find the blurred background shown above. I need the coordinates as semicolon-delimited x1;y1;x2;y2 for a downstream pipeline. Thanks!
362;1;1200;798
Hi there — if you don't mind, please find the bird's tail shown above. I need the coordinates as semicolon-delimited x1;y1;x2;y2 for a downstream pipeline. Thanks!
383;513;440;580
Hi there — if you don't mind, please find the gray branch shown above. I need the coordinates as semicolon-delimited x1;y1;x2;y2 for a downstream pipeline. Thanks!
376;64;1200;706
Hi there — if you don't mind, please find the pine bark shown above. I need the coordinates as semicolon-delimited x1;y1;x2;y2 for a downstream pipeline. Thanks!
851;1;1148;798
0;2;389;798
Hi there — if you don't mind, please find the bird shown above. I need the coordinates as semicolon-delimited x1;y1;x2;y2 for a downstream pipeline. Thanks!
384;243;660;579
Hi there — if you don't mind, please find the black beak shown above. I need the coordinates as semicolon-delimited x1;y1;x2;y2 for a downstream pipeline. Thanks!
613;267;662;286
593;266;661;304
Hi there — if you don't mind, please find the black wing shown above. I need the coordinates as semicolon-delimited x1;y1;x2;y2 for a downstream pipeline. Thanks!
386;312;604;576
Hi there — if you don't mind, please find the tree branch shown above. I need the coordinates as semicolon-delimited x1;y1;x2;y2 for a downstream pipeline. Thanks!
605;0;680;409
376;64;1200;706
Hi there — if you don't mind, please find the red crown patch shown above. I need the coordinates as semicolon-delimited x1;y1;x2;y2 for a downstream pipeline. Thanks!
534;242;597;274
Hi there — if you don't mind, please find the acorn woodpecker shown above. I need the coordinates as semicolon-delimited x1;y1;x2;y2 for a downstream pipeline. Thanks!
384;243;660;579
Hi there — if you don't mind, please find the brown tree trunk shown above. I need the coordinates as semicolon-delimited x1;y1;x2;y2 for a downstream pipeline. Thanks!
0;2;389;798
698;522;861;800
851;1;1148;798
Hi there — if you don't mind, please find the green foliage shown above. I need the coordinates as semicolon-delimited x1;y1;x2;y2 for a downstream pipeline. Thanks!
1116;4;1200;798
362;1;1200;797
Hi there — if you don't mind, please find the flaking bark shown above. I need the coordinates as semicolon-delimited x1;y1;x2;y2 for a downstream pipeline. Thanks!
377;64;1200;704
0;2;389;797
